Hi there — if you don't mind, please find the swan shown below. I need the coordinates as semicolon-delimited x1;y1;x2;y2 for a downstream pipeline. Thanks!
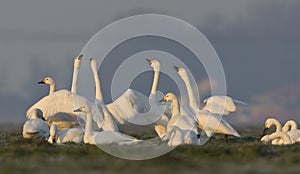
263;118;300;144
282;120;298;132
48;124;84;144
46;112;83;131
37;54;82;95
160;92;200;145
74;105;140;145
23;108;50;139
26;54;104;130
202;96;247;115
106;59;168;127
174;66;240;140
261;132;293;145
90;58;118;131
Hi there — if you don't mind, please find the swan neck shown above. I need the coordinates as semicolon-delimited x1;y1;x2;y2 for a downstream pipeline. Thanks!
150;70;160;95
49;83;55;95
92;67;103;102
182;74;198;112
85;111;93;138
272;119;282;132
71;61;80;93
171;97;180;117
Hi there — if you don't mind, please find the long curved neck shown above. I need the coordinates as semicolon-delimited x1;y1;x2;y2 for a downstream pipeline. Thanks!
150;70;160;96
171;97;180;117
282;121;297;132
271;119;282;132
181;74;198;112
49;83;55;95
91;62;103;102
71;61;80;93
85;111;93;138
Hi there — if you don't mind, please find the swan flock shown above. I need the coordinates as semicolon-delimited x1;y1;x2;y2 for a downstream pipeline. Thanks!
25;54;299;148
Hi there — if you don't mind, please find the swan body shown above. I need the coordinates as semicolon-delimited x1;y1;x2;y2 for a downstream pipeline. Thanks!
160;93;200;145
74;106;140;145
106;59;168;126
23;109;50;139
90;58;118;131
46;112;83;131
174;66;240;138
48;124;83;144
261;132;292;145
202;96;246;115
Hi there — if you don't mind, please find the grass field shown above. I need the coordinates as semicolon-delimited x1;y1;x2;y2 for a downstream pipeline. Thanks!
1;126;300;174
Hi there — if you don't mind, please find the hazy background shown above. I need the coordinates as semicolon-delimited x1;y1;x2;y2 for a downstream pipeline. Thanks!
0;0;299;126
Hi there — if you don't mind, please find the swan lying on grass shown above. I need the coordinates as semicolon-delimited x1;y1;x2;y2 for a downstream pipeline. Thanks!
23;108;49;140
48;124;84;144
74;105;140;145
261;132;293;145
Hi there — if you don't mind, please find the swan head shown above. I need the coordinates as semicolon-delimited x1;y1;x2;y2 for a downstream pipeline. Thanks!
74;105;90;114
90;58;97;72
146;59;160;71
160;92;177;103
173;66;187;79
38;77;55;85
27;108;44;119
74;54;83;66
264;118;279;130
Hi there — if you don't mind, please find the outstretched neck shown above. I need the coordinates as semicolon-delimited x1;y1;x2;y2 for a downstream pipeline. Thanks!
49;83;55;95
171;97;180;117
182;74;198;112
91;62;103;102
85;111;93;140
150;70;160;96
71;69;78;93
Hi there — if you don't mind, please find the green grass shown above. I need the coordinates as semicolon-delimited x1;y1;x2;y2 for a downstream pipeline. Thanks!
1;130;300;174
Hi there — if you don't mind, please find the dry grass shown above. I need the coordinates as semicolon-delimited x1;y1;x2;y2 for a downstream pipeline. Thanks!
1;127;300;174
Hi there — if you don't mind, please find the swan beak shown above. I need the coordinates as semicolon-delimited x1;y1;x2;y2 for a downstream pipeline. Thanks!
145;59;152;65
173;66;180;72
73;108;81;112
261;127;269;138
76;54;83;60
159;97;167;103
38;80;45;84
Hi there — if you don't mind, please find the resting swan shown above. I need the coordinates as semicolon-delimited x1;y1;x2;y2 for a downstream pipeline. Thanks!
23;108;49;139
261;132;293;145
74;105;140;145
174;66;240;140
90;58;118;131
48;124;84;144
160;92;200;146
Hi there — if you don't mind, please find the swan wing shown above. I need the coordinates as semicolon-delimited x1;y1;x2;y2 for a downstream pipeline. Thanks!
93;131;139;145
202;96;236;115
196;110;240;137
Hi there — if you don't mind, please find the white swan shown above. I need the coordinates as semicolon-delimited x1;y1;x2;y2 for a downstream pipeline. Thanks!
261;132;293;145
263;118;300;144
23;108;50;139
37;54;82;95
282;120;298;132
48;124;84;144
46;112;83;131
26;55;104;129
174;66;240;139
202;96;247;115
74;106;140;145
160;92;200;146
90;58;118;131
106;59;168;126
